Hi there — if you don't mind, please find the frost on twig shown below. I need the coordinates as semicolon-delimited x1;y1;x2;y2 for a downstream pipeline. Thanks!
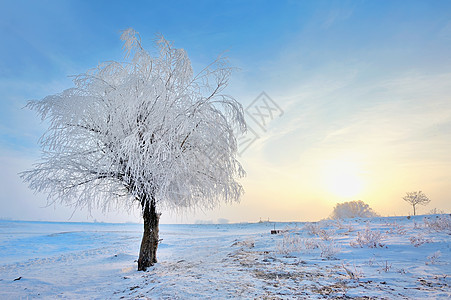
350;225;385;248
426;251;442;265
409;233;432;247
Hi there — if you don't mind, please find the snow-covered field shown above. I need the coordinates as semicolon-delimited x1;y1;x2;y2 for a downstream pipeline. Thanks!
0;215;450;299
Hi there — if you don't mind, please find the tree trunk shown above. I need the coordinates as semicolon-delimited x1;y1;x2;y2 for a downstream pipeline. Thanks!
413;205;416;216
138;197;160;271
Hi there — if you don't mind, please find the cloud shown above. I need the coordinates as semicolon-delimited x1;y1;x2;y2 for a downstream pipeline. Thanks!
322;6;354;29
439;20;451;40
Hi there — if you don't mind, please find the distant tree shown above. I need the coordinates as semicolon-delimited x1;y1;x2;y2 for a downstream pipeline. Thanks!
428;208;444;215
330;200;378;219
403;191;430;216
21;28;246;271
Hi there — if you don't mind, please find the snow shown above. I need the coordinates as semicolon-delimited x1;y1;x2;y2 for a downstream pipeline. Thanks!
0;215;450;299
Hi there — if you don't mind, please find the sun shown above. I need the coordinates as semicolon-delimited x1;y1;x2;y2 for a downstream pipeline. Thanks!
322;160;365;198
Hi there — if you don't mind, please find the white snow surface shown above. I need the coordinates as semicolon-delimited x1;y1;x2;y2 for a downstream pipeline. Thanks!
0;215;450;299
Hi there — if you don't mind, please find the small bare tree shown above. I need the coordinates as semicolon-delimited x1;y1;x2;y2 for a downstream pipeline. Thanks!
21;28;246;271
403;191;430;216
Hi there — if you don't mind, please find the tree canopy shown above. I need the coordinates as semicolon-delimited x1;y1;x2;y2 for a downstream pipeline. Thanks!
22;28;246;215
330;200;378;219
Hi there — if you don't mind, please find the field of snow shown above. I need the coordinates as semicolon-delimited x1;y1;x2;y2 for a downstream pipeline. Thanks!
0;215;450;299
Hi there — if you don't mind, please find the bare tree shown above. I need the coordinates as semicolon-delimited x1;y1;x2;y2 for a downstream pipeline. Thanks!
403;191;430;216
21;28;246;271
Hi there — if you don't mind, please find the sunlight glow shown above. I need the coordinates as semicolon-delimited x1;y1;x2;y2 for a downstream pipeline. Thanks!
322;159;365;198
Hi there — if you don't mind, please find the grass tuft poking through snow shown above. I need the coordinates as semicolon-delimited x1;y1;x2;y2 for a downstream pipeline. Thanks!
423;215;451;233
350;224;385;248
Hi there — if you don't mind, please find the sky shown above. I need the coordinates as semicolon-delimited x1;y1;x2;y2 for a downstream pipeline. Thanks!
1;0;450;224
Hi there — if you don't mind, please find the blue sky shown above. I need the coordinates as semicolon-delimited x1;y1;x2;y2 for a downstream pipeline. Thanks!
1;0;450;223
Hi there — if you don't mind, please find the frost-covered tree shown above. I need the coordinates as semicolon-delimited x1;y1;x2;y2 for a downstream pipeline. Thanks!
21;28;246;271
329;200;378;220
403;191;430;216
